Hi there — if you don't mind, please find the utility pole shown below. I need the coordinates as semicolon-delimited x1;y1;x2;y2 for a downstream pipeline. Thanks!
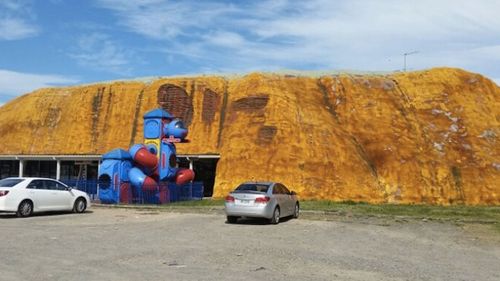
403;51;418;72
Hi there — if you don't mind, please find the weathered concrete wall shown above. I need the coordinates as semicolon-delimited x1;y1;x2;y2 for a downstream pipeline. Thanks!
0;68;498;204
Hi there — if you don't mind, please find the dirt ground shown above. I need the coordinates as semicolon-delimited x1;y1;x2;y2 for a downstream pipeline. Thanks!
0;207;499;281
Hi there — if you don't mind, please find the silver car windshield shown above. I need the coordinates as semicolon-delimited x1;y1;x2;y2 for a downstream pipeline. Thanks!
0;178;25;187
234;184;269;193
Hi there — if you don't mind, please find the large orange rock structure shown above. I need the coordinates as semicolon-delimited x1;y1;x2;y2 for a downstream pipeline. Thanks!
0;68;498;204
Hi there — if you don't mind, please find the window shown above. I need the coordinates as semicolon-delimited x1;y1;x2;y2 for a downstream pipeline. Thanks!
55;181;68;190
24;161;56;178
27;180;44;189
0;161;19;179
0;178;24;187
44;180;67;191
273;184;290;195
280;184;291;195
235;183;270;193
60;161;75;180
272;184;283;194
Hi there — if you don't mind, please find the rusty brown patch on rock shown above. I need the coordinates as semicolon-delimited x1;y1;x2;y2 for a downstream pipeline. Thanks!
157;84;193;126
202;89;220;124
258;125;277;144
231;95;269;112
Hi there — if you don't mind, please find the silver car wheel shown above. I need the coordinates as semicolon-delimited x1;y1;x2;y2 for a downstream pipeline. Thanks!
293;203;300;219
270;207;280;224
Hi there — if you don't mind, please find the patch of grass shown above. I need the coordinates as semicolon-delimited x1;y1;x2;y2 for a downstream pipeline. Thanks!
97;198;500;223
94;199;225;211
162;199;225;207
300;200;500;222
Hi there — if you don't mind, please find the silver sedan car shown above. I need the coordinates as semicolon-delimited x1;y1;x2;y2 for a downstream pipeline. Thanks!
224;182;299;224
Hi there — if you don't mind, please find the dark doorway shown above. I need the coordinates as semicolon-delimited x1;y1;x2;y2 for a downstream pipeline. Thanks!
177;156;219;197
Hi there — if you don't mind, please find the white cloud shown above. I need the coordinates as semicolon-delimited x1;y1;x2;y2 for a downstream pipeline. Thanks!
0;69;79;103
96;0;235;40
0;0;39;40
204;31;246;48
96;0;500;78
233;0;500;71
0;18;38;40
69;33;133;75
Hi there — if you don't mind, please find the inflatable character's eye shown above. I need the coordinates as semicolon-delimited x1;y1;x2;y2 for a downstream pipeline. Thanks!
164;118;188;139
174;121;185;129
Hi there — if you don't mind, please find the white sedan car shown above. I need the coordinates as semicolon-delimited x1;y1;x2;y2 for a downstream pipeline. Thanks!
0;177;91;217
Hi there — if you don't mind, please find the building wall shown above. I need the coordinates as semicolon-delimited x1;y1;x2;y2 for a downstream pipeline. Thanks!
0;68;498;204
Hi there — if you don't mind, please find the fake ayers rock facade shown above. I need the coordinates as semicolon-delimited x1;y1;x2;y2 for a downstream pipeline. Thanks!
0;67;498;205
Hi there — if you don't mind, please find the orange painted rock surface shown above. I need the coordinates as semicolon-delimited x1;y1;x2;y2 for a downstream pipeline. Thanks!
0;68;498;204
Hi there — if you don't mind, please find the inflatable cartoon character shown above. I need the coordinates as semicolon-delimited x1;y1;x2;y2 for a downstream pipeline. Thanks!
98;108;195;204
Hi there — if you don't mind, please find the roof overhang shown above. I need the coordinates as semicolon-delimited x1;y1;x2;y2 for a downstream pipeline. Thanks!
177;154;220;159
0;154;220;160
0;155;102;161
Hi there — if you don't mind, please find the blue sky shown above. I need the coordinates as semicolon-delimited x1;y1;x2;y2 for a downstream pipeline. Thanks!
1;0;499;105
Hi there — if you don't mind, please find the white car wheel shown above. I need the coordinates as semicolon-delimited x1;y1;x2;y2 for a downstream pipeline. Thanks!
17;200;33;217
73;198;87;213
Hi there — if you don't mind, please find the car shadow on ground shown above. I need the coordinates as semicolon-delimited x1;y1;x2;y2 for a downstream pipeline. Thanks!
226;216;295;225
0;210;94;219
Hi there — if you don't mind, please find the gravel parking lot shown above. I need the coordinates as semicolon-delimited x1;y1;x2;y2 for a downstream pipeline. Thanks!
1;208;499;281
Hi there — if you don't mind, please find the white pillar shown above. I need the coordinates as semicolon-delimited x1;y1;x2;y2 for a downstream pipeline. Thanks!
19;160;24;177
56;160;61;180
189;159;194;171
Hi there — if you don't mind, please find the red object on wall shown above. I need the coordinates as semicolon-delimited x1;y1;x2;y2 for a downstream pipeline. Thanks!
175;168;195;185
119;183;132;203
134;147;158;170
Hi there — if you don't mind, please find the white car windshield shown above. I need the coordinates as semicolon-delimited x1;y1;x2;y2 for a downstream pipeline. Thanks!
0;178;25;187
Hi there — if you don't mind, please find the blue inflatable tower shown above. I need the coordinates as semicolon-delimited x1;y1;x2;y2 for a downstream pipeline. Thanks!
98;149;133;204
